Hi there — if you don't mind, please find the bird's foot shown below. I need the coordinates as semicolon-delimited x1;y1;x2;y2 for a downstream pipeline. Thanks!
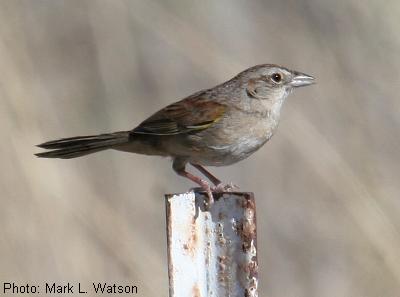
212;182;240;193
190;182;239;208
190;186;214;207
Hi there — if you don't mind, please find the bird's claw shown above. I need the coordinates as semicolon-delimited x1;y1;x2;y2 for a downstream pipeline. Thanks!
190;182;239;208
190;187;214;207
212;182;240;193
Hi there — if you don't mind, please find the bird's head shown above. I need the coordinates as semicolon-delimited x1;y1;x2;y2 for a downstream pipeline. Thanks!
238;64;315;102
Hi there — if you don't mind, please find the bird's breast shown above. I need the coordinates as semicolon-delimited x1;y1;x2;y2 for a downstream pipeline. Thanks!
187;112;279;166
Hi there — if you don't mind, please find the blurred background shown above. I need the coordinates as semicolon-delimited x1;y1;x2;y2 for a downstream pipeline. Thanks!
1;1;399;296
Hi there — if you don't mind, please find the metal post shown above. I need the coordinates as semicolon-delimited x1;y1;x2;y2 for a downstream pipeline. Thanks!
165;191;258;297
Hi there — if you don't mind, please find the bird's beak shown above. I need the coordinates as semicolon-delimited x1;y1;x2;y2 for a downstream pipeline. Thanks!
290;71;315;88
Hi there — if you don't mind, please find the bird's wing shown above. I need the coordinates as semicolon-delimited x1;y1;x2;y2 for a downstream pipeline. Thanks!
132;96;226;136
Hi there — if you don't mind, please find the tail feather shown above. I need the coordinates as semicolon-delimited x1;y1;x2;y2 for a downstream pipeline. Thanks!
35;132;130;159
37;134;124;149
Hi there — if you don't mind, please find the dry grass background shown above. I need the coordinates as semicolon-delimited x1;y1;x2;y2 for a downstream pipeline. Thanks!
1;1;400;296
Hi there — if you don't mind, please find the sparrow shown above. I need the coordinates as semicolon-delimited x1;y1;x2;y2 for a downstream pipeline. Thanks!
36;64;314;204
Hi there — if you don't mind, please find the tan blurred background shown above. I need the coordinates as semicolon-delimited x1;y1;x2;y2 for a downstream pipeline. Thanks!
1;0;399;296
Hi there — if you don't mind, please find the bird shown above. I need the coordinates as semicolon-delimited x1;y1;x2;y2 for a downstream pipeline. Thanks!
36;64;314;204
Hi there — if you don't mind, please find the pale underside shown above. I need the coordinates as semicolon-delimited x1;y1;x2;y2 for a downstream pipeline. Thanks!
115;98;284;167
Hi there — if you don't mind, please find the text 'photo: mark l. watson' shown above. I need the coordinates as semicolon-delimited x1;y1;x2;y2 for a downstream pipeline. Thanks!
2;282;139;295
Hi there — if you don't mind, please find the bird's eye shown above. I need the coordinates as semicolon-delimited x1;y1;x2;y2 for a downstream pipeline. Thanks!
271;73;282;83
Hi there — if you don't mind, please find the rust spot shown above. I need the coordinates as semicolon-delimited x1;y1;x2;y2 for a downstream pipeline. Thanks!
241;194;256;210
237;197;257;253
233;220;243;235
192;284;201;297
217;255;230;284
242;196;258;296
183;218;198;257
218;234;227;246
216;222;227;246
246;260;259;280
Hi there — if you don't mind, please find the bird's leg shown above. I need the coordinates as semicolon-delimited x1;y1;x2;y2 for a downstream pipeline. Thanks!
191;164;239;192
173;159;214;205
191;164;221;186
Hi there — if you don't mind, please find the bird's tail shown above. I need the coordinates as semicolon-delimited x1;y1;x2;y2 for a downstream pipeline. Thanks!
35;131;130;159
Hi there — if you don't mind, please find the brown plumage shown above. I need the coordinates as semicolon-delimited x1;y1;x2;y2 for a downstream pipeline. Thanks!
36;64;314;204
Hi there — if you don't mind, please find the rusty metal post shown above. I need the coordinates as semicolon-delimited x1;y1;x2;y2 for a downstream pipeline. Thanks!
165;191;258;297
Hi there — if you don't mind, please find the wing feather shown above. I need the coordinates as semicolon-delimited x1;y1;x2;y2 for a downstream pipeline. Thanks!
132;96;226;136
